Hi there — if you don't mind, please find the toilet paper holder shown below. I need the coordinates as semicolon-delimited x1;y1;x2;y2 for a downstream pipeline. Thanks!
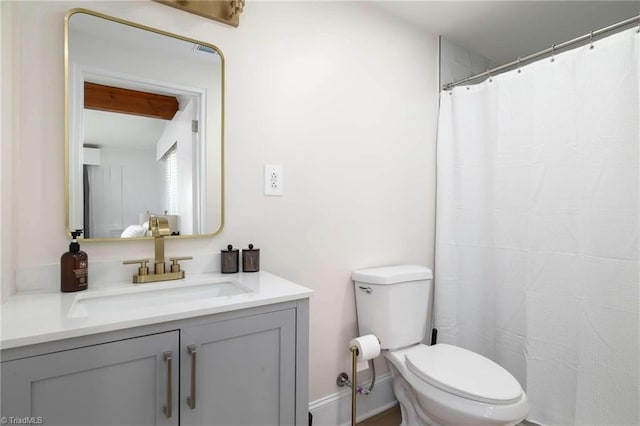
336;345;377;426
335;360;375;395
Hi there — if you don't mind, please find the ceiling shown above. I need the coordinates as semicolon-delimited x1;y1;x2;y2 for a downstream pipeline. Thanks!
374;1;639;64
84;109;167;150
72;11;217;153
71;11;221;64
82;2;639;147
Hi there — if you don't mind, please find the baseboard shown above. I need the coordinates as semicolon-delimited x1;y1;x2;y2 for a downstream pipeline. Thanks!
309;372;397;426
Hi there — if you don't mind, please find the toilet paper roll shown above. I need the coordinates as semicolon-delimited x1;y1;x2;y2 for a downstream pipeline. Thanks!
349;334;381;362
356;360;369;372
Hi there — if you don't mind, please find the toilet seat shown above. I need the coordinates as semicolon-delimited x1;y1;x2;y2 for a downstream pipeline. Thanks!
404;344;523;405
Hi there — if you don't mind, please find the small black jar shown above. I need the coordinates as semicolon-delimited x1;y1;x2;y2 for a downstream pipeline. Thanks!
242;244;260;272
221;244;239;273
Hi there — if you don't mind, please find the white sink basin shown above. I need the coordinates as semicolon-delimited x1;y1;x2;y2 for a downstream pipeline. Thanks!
68;280;250;318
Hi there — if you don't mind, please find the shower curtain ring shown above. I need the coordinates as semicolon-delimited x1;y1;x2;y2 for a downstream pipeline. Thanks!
487;68;493;83
589;31;594;49
517;57;522;73
550;45;555;62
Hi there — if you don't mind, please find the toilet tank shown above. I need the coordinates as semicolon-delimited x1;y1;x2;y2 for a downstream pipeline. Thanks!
352;265;433;350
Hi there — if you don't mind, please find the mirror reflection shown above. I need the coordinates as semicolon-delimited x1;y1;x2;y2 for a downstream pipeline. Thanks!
66;9;223;239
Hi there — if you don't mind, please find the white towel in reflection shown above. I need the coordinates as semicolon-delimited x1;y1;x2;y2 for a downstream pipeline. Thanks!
120;221;150;238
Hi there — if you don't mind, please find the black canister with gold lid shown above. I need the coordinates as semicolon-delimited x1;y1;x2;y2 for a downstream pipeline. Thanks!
221;244;239;273
242;244;260;272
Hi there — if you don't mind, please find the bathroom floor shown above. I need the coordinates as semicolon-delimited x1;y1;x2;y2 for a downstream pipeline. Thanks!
358;406;534;426
358;405;401;426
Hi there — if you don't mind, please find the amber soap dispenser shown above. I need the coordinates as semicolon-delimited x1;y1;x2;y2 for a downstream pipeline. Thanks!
61;229;88;292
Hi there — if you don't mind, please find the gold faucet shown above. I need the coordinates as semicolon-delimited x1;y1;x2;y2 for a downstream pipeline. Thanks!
123;216;192;284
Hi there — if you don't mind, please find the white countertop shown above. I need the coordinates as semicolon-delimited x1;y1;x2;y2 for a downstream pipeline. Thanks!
1;271;312;350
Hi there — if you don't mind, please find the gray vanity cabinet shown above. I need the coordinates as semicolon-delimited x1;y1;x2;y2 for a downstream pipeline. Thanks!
0;331;180;426
1;300;309;426
180;309;297;426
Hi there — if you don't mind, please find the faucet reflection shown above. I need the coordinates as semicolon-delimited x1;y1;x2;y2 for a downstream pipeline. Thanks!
123;216;192;283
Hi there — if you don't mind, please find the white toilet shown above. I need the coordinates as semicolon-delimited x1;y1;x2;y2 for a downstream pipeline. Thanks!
353;265;529;426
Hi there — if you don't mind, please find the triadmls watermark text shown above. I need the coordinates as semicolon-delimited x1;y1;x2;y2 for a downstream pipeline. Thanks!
1;417;44;425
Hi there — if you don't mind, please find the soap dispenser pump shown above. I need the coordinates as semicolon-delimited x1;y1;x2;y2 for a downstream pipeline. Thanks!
61;229;88;292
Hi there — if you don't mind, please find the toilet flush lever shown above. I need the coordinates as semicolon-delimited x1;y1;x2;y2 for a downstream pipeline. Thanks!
358;286;372;294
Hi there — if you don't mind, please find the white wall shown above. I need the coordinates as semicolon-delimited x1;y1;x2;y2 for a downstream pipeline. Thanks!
0;0;439;401
0;1;5;306
440;37;496;87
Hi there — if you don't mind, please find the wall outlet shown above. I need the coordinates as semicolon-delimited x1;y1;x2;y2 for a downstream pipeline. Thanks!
264;164;283;196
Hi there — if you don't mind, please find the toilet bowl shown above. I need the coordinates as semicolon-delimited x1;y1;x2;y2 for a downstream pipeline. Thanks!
385;344;529;426
352;265;529;426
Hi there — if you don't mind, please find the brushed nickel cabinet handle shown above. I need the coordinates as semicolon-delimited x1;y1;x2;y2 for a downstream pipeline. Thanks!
163;351;173;419
187;344;197;409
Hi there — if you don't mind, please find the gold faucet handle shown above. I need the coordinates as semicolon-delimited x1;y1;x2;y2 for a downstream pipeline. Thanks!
169;256;193;273
123;259;150;276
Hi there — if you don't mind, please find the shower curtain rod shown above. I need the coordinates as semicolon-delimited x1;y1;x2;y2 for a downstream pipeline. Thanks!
442;14;640;91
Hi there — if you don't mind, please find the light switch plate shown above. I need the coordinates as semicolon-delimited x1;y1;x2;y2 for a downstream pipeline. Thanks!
264;164;283;196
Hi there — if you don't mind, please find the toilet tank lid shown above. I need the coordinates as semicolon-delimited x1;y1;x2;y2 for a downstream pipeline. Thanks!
352;265;433;285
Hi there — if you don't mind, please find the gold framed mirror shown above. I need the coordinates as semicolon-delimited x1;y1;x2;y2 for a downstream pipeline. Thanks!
65;9;224;240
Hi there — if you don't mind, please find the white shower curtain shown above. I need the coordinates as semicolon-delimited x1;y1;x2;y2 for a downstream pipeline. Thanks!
435;28;639;425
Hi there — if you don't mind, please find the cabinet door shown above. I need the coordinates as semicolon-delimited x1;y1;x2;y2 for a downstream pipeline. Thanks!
1;331;179;426
181;309;296;426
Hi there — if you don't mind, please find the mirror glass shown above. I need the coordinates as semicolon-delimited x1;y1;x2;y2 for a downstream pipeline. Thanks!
65;9;223;239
